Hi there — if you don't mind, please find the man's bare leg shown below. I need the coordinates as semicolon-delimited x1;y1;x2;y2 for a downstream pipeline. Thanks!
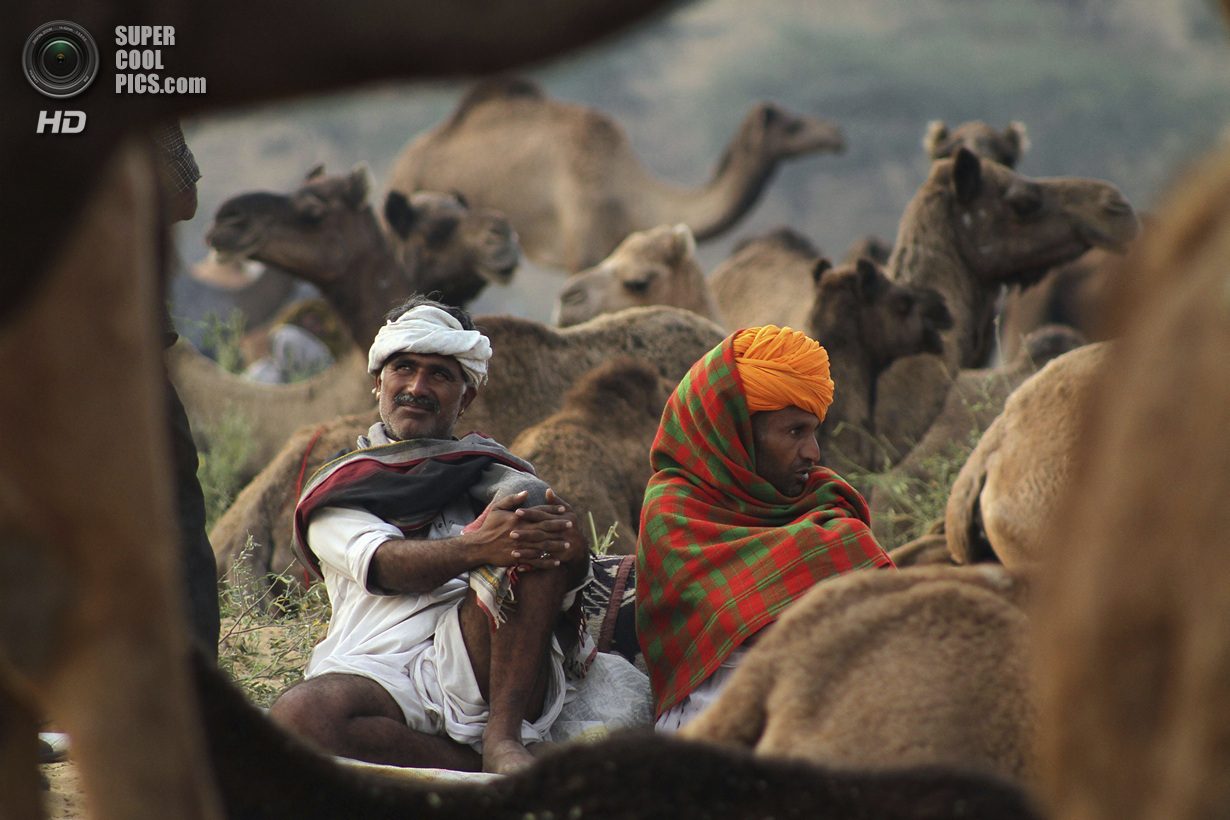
460;563;570;774
268;673;481;770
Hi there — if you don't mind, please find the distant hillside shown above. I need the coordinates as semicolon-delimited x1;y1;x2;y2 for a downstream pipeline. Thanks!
174;0;1230;327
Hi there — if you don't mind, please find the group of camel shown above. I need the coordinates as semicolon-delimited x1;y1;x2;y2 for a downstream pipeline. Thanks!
4;1;1230;819
191;97;1136;591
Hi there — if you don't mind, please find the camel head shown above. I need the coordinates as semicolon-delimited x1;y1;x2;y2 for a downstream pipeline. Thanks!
206;164;380;284
740;101;846;160
938;147;1140;288
383;189;520;306
553;223;719;327
925;120;1030;169
207;167;520;346
808;257;954;376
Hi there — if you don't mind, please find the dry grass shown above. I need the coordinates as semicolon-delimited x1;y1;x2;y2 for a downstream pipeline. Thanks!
217;538;331;707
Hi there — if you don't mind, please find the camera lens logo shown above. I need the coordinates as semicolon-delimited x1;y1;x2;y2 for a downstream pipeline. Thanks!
23;21;99;99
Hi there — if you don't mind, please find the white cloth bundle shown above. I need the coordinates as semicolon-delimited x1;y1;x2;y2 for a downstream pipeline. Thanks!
366;305;491;385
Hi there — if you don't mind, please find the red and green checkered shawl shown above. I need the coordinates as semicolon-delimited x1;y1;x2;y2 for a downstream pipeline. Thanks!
636;335;893;716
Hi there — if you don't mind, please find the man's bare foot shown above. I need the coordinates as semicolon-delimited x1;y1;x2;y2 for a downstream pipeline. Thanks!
483;738;537;774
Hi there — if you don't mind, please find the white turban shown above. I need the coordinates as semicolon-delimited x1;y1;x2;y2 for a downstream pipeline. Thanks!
367;305;492;385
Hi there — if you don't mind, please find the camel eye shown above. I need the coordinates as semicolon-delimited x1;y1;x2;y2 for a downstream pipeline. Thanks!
292;194;326;224
622;269;657;294
1008;185;1043;218
424;217;459;249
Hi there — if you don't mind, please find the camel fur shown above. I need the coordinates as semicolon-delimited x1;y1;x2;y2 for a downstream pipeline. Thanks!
996;245;1123;364
709;226;830;331
806;258;954;474
510;356;672;554
869;325;1087;550
945;341;1109;568
0;2;685;818
387;76;846;271
210;307;725;595
167;341;377;485
681;564;1035;785
0;142;226;820
553;223;723;327
1031;111;1230;820
924;120;1030;169
872;146;1138;463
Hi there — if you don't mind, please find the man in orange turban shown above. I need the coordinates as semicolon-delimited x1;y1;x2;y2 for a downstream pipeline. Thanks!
636;325;892;731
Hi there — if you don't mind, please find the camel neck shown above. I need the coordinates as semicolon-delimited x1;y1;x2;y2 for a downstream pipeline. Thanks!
634;115;779;240
816;335;880;472
888;196;998;371
316;214;405;349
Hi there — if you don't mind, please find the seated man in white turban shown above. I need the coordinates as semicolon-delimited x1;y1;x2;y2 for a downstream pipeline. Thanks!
268;295;592;775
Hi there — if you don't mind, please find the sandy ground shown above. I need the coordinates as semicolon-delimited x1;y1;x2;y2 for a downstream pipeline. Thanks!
43;761;85;820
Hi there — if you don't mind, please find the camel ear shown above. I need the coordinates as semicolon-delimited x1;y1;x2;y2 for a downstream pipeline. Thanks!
811;257;833;286
1004;121;1030;157
384;191;418;238
923;120;948;159
757;102;782;129
671;224;697;262
305;163;325;180
450;189;469;209
952;147;983;204
345;164;372;208
855;257;884;299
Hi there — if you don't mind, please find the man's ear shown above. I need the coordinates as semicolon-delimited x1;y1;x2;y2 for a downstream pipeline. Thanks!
372;374;383;401
459;384;478;415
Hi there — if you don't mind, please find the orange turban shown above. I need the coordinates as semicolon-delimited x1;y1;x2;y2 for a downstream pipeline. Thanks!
731;325;834;421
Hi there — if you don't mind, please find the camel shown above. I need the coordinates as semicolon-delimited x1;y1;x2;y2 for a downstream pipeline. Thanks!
923;120;1030;169
205;164;520;345
386;76;846;272
681;564;1035;785
0;2;682;818
871;146;1138;462
806;257;954;475
945;341;1109;568
210;306;725;597
189;649;1041;820
553;223;723;327
709;226;829;331
868;325;1087;550
1031;96;1230;820
167;341;377;484
812;120;1029;297
509;357;673;554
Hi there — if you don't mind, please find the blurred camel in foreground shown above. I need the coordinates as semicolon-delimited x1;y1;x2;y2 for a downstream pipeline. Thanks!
1033;133;1230;820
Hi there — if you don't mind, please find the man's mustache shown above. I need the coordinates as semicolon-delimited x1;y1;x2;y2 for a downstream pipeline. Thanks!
393;393;440;413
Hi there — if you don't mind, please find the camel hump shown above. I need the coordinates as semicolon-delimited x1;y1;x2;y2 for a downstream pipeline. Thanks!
568;355;667;418
733;225;819;258
446;75;545;129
